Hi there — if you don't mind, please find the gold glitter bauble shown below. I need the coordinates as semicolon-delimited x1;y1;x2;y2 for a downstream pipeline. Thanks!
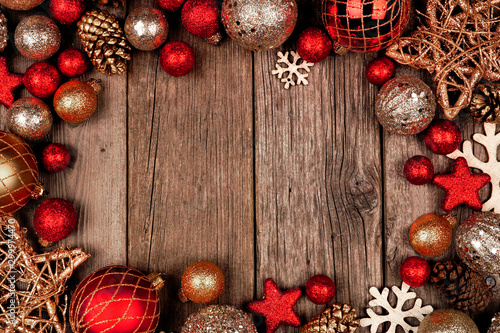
409;214;453;257
418;309;479;333
456;211;500;274
375;76;436;135
53;80;101;124
14;15;61;61
221;0;298;51
180;261;224;304
125;7;169;51
8;97;52;141
0;0;44;10
181;305;257;333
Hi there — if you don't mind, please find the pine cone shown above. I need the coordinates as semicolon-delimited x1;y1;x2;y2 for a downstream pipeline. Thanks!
0;11;7;52
489;313;500;333
94;0;125;7
430;260;492;313
301;304;360;333
77;10;131;76
470;83;500;124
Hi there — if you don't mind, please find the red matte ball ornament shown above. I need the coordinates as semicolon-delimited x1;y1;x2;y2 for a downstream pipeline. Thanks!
33;198;77;245
296;27;332;63
42;143;70;172
57;48;88;77
49;0;85;25
404;155;434;185
305;274;336;304
23;62;61;98
366;57;396;86
160;41;196;77
424;120;462;155
400;256;431;287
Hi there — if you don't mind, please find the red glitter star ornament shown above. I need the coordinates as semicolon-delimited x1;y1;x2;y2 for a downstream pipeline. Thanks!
248;279;301;333
433;157;490;212
0;56;23;108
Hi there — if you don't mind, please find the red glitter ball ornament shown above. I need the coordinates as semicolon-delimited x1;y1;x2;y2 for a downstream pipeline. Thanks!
404;155;434;185
248;279;301;333
0;56;23;108
23;62;61;98
57;48;87;78
424;120;462;155
433;157;490;212
42;143;70;172
181;0;221;43
400;256;431;287
366;57;395;86
160;41;196;77
305;274;336;304
156;0;185;11
49;0;85;25
69;265;163;333
33;198;77;245
296;28;332;63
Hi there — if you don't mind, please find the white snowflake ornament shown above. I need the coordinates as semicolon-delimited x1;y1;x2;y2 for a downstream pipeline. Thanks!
272;51;314;89
360;282;433;333
447;123;500;213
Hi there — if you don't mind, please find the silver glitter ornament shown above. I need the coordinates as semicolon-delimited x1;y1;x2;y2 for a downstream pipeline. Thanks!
8;97;53;141
418;309;479;333
375;76;436;135
15;15;61;61
488;313;500;333
456;211;500;274
0;0;44;10
125;7;169;51
181;305;257;333
221;0;298;51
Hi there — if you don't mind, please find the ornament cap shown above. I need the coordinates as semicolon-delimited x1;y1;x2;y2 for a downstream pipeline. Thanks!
207;32;222;46
38;238;51;247
147;272;164;291
32;183;44;199
178;287;189;302
333;43;348;56
86;79;102;95
443;213;458;228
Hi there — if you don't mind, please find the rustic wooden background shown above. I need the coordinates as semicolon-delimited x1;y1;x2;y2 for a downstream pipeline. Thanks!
2;0;499;332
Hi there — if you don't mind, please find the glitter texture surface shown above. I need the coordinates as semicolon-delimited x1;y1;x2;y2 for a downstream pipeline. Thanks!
181;261;225;304
0;0;43;10
456;211;500;274
14;15;61;61
125;7;168;51
222;0;298;51
181;305;257;333
418;309;479;333
409;214;452;257
8;97;52;141
375;76;436;135
53;80;98;123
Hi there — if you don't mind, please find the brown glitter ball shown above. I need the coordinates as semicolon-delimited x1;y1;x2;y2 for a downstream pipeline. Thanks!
419;309;479;333
14;15;61;61
0;0;44;10
409;214;453;257
180;260;225;304
53;80;101;124
181;305;257;333
8;97;53;141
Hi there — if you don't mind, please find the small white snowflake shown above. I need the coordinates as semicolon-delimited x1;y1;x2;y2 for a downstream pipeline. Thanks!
272;51;314;89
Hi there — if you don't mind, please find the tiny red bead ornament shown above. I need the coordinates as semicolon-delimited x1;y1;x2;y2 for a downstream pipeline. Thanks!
400;257;430;287
424;120;462;155
366;57;396;86
296;28;332;63
404;155;434;185
42;143;70;172
57;48;87;77
433;157;490;212
49;0;85;25
181;0;221;42
33;198;77;245
160;41;196;77
156;0;185;11
248;279;301;333
0;56;23;108
23;62;61;98
305;274;336;304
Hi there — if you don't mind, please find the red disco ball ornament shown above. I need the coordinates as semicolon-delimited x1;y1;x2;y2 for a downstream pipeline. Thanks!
322;0;410;53
69;266;164;333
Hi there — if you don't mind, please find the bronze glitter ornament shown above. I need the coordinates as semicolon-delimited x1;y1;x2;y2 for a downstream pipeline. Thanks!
456;211;500;274
14;15;61;61
418;309;479;333
179;260;225;304
125;7;168;51
0;0;44;10
409;214;455;257
489;313;500;333
0;11;8;52
53;79;101;124
181;305;257;333
8;97;53;141
375;76;436;135
0;131;43;216
221;0;298;51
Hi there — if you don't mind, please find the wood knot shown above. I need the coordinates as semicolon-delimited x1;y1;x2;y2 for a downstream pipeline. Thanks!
349;174;378;213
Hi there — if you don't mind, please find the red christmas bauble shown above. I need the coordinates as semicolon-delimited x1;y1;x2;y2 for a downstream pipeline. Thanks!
49;0;85;25
23;62;61;98
69;266;163;333
42;143;70;172
181;0;220;41
366;57;395;86
323;0;410;53
296;27;332;63
404;155;434;185
400;256;431;287
160;41;196;77
33;198;77;244
305;274;336;304
424;120;462;155
57;48;87;77
156;0;185;11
